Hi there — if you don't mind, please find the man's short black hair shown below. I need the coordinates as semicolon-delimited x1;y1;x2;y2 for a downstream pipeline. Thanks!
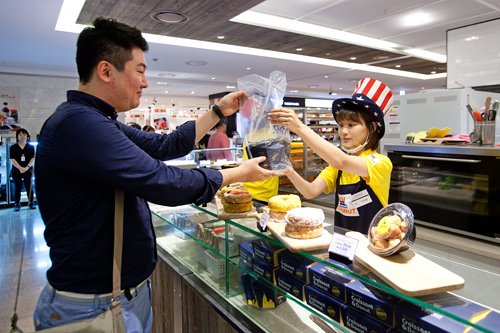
76;17;149;84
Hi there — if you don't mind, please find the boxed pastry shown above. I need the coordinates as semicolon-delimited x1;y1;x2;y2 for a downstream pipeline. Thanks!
309;258;355;303
277;249;317;284
251;239;286;267
345;279;398;327
341;304;397;333
274;269;307;301
305;285;342;323
238;239;255;264
252;255;278;284
395;292;500;333
241;274;287;310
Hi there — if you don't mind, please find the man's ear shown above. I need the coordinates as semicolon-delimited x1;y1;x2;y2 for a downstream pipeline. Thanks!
96;61;112;83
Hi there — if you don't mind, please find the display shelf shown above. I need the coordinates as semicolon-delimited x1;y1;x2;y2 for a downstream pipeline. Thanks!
151;202;499;333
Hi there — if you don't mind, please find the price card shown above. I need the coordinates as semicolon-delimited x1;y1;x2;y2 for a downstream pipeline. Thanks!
328;232;359;261
259;211;270;231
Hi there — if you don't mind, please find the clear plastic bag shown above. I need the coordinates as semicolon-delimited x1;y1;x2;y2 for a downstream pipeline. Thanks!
238;71;291;173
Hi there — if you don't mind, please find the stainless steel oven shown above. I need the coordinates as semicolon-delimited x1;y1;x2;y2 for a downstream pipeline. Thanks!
385;144;500;242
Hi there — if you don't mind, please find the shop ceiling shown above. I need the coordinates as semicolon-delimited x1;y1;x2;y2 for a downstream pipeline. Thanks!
1;0;499;111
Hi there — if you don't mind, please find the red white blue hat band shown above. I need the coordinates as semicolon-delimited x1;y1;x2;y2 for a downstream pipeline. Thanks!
332;78;393;139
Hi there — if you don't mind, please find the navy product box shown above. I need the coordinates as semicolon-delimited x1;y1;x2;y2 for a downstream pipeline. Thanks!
238;239;255;264
305;285;342;323
346;279;398;328
341;305;397;333
309;258;355;303
274;269;306;301
241;274;287;310
252;255;278;284
395;292;500;333
251;239;286;267
277;249;317;284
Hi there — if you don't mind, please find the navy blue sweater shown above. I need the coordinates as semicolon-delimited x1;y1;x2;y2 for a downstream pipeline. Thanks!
36;90;222;293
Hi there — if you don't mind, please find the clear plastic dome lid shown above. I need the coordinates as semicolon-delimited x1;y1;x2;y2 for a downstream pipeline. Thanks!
368;203;416;256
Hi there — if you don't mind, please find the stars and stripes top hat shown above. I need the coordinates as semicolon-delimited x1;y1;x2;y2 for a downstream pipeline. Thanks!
332;78;393;139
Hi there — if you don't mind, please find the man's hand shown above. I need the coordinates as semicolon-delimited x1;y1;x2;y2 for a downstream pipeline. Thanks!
219;156;274;187
217;91;250;117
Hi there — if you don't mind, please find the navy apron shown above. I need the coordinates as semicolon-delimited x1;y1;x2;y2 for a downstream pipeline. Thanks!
334;170;383;234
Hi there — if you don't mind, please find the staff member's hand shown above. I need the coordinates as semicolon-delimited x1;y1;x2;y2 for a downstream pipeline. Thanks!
219;156;274;188
218;91;250;117
268;108;304;133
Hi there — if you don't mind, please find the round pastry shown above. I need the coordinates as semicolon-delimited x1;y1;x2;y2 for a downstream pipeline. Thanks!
222;190;253;213
268;194;301;221
224;190;252;204
284;207;324;239
370;214;406;249
219;182;247;203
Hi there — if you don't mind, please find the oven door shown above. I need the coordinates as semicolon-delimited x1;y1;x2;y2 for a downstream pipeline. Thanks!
388;151;500;241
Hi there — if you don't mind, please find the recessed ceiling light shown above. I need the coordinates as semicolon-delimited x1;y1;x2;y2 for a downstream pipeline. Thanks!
217;36;225;39
347;79;359;83
165;91;168;93
324;76;328;78
373;56;390;60
431;71;436;74
226;86;235;89
157;81;167;84
291;90;298;92
151;11;189;23
191;91;195;94
395;65;401;68
308;85;320;88
212;77;215;80
296;48;303;51
247;67;251;70
186;61;207;66
326;53;331;55
145;99;148;101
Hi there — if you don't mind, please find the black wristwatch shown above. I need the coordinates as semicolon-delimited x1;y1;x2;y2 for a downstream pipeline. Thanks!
213;105;225;121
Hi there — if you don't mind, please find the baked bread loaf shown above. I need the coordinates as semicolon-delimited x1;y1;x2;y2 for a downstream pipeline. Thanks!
370;214;407;250
223;190;253;213
268;194;301;222
284;207;324;239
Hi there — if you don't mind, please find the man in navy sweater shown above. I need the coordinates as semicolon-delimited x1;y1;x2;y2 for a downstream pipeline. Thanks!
33;17;273;332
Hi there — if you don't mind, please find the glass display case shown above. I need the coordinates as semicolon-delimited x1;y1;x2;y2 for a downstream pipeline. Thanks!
151;202;499;333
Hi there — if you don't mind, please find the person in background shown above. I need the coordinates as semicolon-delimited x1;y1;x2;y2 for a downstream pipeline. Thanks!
142;125;155;133
129;123;142;130
207;120;233;161
33;17;273;332
269;78;393;234
10;128;36;211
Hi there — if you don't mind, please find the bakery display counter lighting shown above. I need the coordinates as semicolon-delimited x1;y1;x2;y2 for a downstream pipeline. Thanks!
150;203;500;333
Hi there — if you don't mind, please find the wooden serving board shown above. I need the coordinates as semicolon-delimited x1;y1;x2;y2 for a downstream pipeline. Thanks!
215;196;258;220
346;231;465;297
266;222;333;253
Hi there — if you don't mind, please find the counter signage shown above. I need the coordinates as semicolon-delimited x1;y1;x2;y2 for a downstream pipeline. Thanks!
328;232;358;261
259;211;270;231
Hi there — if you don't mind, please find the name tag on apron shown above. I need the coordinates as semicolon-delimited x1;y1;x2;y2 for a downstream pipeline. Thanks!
21;155;25;162
336;190;372;217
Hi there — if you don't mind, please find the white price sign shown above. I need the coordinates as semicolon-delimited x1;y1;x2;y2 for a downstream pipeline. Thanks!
259;211;270;230
328;232;359;261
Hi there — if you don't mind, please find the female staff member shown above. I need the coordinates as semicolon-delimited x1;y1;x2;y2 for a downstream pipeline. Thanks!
269;78;393;234
10;128;36;211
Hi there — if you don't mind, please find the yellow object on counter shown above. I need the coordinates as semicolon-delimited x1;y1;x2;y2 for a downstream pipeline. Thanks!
426;127;450;138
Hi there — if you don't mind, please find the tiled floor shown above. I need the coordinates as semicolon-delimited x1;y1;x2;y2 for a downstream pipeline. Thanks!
0;206;49;333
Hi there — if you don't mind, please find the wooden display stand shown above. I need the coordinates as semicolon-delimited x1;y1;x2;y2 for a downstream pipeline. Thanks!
346;231;465;297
